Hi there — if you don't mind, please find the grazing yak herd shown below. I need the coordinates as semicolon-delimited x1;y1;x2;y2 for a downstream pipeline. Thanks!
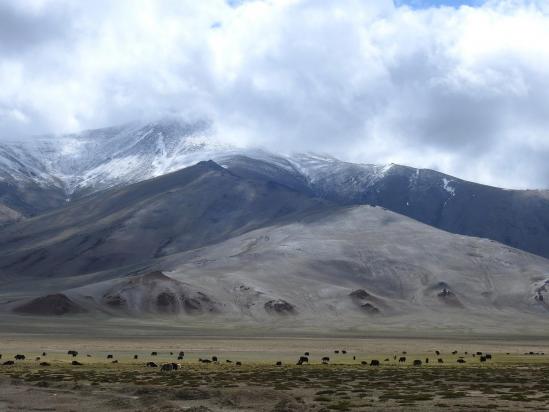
290;349;502;367
2;348;542;369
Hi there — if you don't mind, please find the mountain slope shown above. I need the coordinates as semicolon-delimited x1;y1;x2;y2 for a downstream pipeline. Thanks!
136;204;549;332
157;204;549;313
4;204;548;335
0;179;67;225
289;156;549;258
0;160;328;279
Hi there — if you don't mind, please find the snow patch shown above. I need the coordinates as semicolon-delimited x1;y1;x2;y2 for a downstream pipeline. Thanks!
442;178;456;196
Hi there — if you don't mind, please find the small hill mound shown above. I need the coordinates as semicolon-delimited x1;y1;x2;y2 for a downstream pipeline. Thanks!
101;271;218;315
13;294;86;316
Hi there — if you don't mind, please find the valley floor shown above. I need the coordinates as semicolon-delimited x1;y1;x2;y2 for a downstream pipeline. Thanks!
1;335;549;411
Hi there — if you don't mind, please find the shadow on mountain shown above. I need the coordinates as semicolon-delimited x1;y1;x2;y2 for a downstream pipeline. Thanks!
0;161;328;278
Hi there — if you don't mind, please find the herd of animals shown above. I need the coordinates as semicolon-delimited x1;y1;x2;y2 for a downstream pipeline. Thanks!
1;348;538;369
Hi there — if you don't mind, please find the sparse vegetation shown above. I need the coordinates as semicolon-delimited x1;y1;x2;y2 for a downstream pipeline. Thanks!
1;350;549;410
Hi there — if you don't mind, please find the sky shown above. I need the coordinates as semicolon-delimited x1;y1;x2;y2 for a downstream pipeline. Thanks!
1;0;549;189
395;0;484;7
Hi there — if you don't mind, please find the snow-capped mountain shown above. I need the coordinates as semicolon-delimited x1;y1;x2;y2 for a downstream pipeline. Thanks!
0;118;397;200
0;118;399;224
1;117;549;260
2;119;549;332
0;118;229;197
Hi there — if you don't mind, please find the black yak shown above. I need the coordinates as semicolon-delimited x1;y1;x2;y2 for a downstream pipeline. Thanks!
297;356;308;365
161;363;174;372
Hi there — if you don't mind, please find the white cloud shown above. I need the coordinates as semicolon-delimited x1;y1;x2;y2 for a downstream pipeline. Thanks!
1;0;549;189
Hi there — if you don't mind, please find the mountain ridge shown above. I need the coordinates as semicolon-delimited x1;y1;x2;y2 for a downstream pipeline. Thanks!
0;160;330;278
1;118;549;260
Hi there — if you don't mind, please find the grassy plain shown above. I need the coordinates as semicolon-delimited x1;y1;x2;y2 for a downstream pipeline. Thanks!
1;335;549;411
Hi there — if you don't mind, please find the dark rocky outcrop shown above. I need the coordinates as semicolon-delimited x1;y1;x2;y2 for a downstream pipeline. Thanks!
13;294;86;316
360;303;380;314
156;292;177;313
438;288;454;298
264;299;296;315
103;293;126;308
349;289;383;314
436;287;463;308
349;289;370;300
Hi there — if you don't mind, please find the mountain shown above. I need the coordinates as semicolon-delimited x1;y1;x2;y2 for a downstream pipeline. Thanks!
0;142;68;224
146;204;548;332
289;156;549;259
212;153;549;259
0;119;221;197
2;203;548;334
1;117;549;261
1;134;548;333
0;160;327;279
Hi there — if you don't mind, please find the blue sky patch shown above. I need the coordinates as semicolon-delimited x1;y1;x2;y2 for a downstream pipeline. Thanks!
394;0;485;7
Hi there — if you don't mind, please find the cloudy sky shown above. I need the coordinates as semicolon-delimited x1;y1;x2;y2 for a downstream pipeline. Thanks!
1;0;549;189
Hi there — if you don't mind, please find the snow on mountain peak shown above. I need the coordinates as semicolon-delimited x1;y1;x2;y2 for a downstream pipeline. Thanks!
0;118;400;203
0;118;233;197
